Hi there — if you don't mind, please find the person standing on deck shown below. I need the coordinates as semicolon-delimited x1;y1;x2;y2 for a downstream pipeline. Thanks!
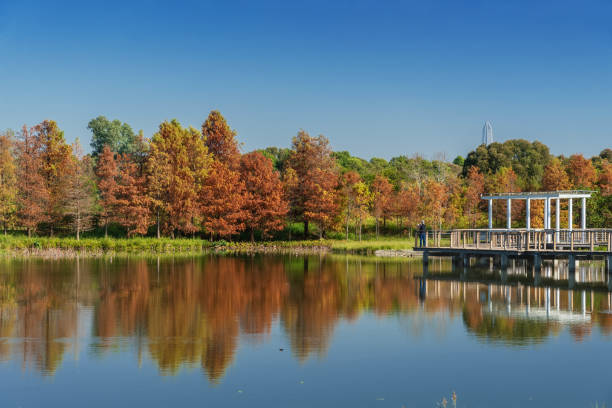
418;220;426;247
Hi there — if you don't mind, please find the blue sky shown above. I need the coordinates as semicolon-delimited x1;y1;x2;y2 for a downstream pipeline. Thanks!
1;0;611;159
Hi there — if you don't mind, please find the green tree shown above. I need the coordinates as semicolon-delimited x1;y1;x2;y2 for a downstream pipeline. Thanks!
88;116;140;158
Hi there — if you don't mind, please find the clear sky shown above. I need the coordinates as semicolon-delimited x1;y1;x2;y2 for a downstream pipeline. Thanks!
1;0;611;160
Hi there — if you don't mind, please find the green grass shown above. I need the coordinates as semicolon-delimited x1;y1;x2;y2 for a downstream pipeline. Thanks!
0;234;419;256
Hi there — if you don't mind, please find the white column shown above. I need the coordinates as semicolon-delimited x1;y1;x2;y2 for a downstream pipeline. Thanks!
488;199;492;229
526;198;531;230
506;198;512;229
544;198;549;229
581;197;586;230
555;198;560;231
568;199;573;231
555;198;560;241
547;198;552;229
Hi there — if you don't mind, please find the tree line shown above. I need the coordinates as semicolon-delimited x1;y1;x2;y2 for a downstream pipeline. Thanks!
0;111;610;240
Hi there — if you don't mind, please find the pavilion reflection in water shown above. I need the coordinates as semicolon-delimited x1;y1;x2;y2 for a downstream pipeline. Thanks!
0;255;611;381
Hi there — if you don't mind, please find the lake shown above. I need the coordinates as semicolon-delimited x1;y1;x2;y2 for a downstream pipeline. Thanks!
0;254;611;407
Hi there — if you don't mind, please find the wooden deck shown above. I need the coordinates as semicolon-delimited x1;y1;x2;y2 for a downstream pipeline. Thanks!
413;229;612;271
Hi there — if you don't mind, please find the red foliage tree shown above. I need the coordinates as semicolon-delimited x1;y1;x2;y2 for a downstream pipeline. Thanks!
200;161;247;239
239;152;289;241
286;131;339;238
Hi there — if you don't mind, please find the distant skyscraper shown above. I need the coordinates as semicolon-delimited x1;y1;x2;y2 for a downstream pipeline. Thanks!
482;121;493;145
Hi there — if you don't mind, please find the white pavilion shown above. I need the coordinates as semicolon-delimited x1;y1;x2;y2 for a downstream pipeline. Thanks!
481;190;592;231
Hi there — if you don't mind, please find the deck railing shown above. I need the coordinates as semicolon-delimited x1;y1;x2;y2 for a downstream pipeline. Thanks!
416;229;612;252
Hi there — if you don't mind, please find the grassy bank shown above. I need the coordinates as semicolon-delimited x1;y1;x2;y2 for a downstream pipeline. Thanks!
0;235;417;256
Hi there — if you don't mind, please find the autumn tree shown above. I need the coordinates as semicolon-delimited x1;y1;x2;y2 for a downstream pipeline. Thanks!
239;152;289;241
15;125;49;236
286;131;339;238
598;162;612;196
395;183;421;233
199;111;248;239
567;154;597;189
202;110;241;168
486;167;519;227
115;154;150;237
200;160;246;239
542;159;571;191
464;166;484;227
95;146;119;237
370;175;393;237
421;179;447;230
0;131;17;234
37;120;74;235
147;120;211;237
66;140;96;239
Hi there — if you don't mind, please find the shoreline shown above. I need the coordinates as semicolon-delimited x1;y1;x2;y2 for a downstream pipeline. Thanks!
0;237;420;259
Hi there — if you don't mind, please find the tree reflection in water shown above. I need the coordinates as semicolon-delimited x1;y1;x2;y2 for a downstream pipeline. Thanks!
0;255;610;380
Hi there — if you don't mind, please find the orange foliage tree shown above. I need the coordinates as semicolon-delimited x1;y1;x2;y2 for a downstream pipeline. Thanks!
147;120;211;237
37;120;74;235
15;125;49;236
567;154;596;189
421;179;448;230
0;131;17;233
239;152;289;241
598;162;612;196
115;154;150;237
95;145;119;237
202;110;241;168
542;159;571;191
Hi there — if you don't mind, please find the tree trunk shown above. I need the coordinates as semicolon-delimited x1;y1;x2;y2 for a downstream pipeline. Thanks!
250;228;255;243
288;223;292;241
318;223;323;240
359;219;362;241
304;220;309;238
156;211;161;239
375;217;379;238
28;228;31;238
345;214;350;240
383;216;386;230
104;221;108;239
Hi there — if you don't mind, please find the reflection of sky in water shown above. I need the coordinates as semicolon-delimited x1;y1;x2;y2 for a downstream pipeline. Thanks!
0;255;610;407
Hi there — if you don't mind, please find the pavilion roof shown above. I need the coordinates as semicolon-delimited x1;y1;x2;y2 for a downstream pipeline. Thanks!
481;190;593;200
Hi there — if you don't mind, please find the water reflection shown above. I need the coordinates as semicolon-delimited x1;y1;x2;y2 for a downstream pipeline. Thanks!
0;255;610;382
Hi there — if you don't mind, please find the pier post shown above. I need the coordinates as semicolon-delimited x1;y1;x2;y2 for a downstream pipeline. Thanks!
533;254;541;272
568;254;576;274
500;254;508;270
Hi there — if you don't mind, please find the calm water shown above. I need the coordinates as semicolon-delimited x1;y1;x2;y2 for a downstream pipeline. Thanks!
0;254;611;407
